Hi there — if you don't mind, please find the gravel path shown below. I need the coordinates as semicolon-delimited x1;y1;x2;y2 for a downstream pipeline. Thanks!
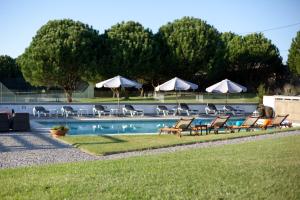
0;132;97;169
0;130;299;169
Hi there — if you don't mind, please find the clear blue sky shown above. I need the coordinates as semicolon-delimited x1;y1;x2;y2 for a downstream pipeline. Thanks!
1;0;300;62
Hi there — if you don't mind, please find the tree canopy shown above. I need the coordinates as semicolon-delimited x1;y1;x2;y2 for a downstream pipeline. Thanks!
221;32;283;90
18;19;101;102
287;31;300;76
103;21;157;84
13;17;291;96
0;55;21;79
156;17;223;85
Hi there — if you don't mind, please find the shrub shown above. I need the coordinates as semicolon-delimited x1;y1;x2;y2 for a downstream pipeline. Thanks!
51;125;69;131
257;83;266;103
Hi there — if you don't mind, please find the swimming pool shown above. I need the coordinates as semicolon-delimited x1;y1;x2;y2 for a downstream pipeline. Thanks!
37;118;245;135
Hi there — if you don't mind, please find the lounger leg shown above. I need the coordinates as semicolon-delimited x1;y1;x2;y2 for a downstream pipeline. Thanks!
214;128;218;134
177;131;181;137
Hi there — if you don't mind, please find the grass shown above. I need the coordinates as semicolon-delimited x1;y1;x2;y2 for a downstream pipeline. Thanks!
76;93;259;104
0;134;299;199
61;127;300;155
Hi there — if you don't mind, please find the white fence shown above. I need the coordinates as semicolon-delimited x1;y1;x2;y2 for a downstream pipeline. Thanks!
0;82;94;103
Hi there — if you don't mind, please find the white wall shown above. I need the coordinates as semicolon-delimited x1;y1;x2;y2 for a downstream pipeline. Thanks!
263;95;300;121
263;96;275;109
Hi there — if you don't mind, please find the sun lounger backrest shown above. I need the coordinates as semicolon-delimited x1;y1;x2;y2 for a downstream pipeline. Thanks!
95;105;105;111
158;105;168;110
271;115;288;126
207;103;217;110
63;106;74;112
242;116;259;126
225;105;235;111
125;105;135;110
35;106;46;112
210;116;229;127
174;118;194;130
180;103;189;110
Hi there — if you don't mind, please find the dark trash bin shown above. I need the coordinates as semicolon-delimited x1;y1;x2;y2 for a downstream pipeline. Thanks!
12;113;30;131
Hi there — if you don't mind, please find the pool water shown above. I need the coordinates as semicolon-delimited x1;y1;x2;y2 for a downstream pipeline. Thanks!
38;118;245;135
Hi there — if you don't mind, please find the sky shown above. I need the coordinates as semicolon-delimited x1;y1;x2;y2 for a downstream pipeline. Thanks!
1;0;300;62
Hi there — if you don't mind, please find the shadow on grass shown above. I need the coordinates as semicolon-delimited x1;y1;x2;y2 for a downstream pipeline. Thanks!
65;127;299;155
72;135;127;147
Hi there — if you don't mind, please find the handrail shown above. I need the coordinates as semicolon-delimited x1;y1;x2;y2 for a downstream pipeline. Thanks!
274;95;300;101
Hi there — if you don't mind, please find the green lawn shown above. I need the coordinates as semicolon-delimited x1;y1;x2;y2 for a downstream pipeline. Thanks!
1;135;299;199
61;127;300;155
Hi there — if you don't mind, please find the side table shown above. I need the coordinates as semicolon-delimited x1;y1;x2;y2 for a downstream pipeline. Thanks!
192;124;208;135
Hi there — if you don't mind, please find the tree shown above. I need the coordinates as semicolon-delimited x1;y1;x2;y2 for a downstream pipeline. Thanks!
0;55;21;79
103;21;157;82
220;32;240;75
221;32;283;90
287;31;300;76
18;19;101;102
156;17;223;85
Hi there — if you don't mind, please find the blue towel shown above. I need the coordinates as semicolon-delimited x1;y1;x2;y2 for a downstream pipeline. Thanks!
236;121;243;126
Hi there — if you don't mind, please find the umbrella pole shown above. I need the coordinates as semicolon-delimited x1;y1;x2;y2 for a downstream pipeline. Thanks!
176;91;179;115
226;93;228;105
117;88;120;116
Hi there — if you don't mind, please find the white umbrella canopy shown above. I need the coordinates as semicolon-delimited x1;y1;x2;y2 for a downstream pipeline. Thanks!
96;75;142;89
155;77;198;110
206;79;247;104
95;76;142;114
206;79;247;93
155;77;198;91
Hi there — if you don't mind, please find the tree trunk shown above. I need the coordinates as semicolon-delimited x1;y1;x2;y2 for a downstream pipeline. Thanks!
124;89;129;100
111;88;117;98
140;88;144;97
152;81;158;97
64;89;73;103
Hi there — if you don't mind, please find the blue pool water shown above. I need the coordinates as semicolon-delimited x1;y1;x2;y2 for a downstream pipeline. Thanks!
37;118;245;135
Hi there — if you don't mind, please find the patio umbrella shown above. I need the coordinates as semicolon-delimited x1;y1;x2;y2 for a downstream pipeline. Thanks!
155;77;198;108
155;77;198;92
205;79;247;103
95;75;142;114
